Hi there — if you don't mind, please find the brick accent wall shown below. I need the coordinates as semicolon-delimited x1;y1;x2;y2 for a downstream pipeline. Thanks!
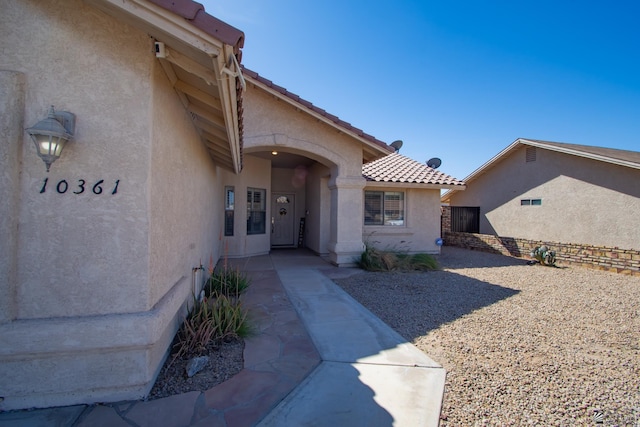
441;205;451;235
443;231;640;276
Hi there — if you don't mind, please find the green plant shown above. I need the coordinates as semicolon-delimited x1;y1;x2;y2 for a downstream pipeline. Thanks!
357;244;439;272
530;245;557;266
171;293;252;364
204;267;250;298
409;253;440;271
357;245;386;271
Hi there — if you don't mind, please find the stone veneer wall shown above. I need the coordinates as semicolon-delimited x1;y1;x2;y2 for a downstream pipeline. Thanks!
440;205;451;237
443;231;640;276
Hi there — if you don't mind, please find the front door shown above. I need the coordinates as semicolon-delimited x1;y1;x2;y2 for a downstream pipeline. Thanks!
271;193;295;246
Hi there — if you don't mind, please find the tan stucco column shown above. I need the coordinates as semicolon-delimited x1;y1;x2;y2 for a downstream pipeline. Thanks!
328;174;366;266
0;71;25;323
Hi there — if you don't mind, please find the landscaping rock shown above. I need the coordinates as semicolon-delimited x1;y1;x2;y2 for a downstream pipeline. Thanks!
186;356;210;377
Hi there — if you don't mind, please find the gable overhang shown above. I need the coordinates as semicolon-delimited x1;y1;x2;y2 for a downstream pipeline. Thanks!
243;71;393;163
441;137;640;203
519;138;640;170
86;0;244;173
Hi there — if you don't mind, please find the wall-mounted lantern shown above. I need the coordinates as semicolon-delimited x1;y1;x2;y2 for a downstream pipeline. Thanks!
26;105;75;172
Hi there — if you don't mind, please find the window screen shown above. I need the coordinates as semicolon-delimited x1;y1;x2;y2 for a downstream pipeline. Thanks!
247;188;266;235
224;186;234;236
364;191;404;226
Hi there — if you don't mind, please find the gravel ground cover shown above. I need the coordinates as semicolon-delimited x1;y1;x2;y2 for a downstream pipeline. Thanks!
334;247;640;426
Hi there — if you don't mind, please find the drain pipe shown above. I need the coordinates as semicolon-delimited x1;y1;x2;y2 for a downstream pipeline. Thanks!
192;264;205;299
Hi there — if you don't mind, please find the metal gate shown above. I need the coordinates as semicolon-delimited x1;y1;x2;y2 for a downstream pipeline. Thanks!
451;206;480;233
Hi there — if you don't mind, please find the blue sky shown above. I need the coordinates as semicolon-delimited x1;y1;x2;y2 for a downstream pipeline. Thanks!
203;0;639;181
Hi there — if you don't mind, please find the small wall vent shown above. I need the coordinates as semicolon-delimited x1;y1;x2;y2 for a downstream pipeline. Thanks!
526;146;537;162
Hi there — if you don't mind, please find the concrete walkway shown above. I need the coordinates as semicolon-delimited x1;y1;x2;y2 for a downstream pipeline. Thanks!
0;250;445;427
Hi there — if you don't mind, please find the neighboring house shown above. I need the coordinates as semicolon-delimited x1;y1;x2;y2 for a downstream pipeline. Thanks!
441;138;640;250
0;0;463;410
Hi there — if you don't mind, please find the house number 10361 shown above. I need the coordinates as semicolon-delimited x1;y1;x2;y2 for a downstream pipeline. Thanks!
40;178;120;195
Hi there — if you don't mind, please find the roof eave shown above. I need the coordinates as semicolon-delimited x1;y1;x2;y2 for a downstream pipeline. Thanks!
214;45;243;173
519;138;640;170
243;71;393;159
87;0;244;173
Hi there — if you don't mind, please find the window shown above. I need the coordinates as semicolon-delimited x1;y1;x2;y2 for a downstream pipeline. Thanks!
364;191;404;226
224;186;234;236
247;188;266;235
521;198;542;206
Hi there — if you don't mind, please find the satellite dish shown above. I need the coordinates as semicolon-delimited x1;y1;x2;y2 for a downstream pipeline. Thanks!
427;157;442;169
390;140;403;152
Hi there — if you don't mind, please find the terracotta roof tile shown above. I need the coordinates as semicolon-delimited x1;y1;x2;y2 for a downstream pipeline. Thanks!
148;0;245;51
363;153;465;186
242;67;393;153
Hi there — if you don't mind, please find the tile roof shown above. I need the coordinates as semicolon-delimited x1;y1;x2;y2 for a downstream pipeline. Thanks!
363;152;465;187
242;68;394;154
148;0;244;54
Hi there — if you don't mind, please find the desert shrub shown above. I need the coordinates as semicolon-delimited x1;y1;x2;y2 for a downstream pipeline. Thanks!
530;245;557;266
171;262;252;364
357;245;439;272
172;293;251;363
203;266;250;298
409;253;440;271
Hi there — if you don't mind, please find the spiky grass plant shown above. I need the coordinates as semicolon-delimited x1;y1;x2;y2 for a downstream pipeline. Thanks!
204;267;250;298
357;245;439;272
172;293;251;364
171;259;253;365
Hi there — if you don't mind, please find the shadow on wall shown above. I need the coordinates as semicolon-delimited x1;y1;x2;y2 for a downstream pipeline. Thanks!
443;231;528;259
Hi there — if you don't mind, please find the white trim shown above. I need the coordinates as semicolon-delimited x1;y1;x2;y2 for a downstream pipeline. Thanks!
86;0;224;56
442;138;640;201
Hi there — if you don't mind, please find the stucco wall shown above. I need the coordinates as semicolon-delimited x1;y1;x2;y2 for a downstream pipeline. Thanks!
1;0;151;319
148;61;221;308
242;85;367;264
0;71;24;323
0;0;228;410
219;155;272;257
447;146;640;250
305;163;332;255
242;86;358;174
364;186;443;254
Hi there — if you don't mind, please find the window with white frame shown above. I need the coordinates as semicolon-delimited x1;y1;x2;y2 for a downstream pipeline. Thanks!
224;186;234;236
247;188;266;235
364;191;405;226
520;198;542;206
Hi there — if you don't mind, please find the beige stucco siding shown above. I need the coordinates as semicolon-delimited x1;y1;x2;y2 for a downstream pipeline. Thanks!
364;186;443;254
219;155;272;257
241;85;368;264
242;87;356;173
1;0;152;318
447;145;640;249
0;0;235;409
305;163;332;255
148;61;222;308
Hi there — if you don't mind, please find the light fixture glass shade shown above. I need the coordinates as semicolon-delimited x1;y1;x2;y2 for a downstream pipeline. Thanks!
26;106;74;172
